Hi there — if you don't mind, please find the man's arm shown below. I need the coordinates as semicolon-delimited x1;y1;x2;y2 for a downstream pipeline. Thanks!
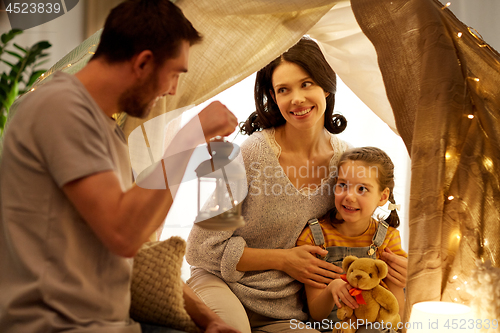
63;102;237;257
182;283;240;333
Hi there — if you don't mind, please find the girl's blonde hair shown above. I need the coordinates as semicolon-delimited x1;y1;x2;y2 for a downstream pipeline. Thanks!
333;146;400;228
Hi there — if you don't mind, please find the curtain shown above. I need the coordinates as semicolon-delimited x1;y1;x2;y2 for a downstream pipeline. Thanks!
351;0;500;324
84;0;124;39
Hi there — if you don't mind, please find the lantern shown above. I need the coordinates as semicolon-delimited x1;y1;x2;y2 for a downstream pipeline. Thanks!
194;140;246;231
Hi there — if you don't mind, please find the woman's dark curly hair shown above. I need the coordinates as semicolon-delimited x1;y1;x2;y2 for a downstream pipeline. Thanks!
240;37;347;135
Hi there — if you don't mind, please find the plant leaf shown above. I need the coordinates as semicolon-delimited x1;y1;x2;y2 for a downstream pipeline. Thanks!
34;59;50;68
29;41;52;57
32;41;51;50
0;113;7;132
13;43;27;53
27;70;46;88
4;80;19;112
0;82;9;95
5;50;23;60
8;64;21;79
1;59;16;68
1;29;23;45
1;73;9;83
1;98;8;110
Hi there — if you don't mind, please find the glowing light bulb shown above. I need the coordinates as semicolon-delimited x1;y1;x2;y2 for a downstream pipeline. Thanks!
448;195;454;201
483;157;493;171
442;2;451;9
457;32;463;38
474;78;480;82
453;275;458;279
467;114;474;119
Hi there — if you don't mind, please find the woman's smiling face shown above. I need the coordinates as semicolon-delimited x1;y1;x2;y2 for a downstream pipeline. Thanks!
271;61;329;131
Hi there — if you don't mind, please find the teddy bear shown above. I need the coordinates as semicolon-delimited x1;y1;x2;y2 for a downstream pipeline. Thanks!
336;256;401;333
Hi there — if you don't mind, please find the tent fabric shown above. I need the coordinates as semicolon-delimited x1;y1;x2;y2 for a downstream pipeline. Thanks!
307;1;398;135
122;0;338;151
351;0;500;322
84;0;124;39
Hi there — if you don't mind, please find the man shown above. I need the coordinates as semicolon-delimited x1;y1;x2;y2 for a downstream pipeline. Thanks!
0;0;239;332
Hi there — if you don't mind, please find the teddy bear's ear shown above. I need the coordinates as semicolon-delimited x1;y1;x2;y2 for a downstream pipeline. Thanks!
342;256;358;272
374;259;388;279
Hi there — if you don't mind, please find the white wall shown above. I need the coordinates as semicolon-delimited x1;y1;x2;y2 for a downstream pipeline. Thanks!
451;0;500;51
0;0;85;77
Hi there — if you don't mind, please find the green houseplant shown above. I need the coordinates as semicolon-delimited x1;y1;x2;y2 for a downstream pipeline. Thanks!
0;29;51;136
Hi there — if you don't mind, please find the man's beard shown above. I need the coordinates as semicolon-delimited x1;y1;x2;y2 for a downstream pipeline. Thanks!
118;72;160;119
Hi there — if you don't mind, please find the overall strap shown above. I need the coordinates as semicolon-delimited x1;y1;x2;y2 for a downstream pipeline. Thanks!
372;219;389;247
307;218;325;248
367;219;389;256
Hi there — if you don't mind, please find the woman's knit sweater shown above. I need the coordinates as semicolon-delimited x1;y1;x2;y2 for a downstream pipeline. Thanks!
186;128;348;320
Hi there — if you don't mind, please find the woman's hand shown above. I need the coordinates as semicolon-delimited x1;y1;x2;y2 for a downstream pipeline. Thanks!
380;247;407;288
327;279;359;310
283;245;343;288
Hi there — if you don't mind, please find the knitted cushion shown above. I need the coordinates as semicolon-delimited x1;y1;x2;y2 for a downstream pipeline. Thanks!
130;236;199;333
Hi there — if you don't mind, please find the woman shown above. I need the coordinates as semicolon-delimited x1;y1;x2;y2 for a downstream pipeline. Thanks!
186;37;349;332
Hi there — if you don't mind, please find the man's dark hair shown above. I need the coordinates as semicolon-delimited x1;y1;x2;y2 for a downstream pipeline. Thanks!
92;0;202;64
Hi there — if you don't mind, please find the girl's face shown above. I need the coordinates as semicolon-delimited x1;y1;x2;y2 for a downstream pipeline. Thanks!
334;160;390;227
271;61;329;131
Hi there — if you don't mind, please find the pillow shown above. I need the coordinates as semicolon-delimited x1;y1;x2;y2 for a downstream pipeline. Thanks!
130;236;199;333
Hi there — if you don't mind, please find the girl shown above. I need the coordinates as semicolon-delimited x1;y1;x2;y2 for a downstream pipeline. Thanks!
186;37;349;333
296;147;407;331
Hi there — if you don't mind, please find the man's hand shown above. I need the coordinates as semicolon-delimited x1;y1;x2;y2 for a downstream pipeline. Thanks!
380;247;407;288
198;101;238;141
283;245;343;288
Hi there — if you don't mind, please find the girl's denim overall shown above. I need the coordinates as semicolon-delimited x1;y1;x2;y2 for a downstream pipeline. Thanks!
305;218;396;333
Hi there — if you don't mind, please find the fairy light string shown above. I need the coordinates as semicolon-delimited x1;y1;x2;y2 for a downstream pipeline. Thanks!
28;44;97;93
439;2;500;312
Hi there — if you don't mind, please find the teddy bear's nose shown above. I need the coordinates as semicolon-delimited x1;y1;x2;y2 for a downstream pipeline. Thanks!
355;274;363;280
